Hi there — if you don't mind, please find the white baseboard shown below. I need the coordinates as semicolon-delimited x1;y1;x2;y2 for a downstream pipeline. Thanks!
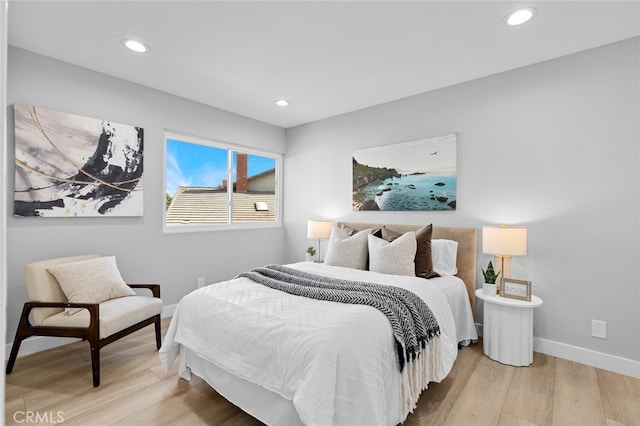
475;322;639;378
533;337;640;379
5;304;177;361
161;304;177;318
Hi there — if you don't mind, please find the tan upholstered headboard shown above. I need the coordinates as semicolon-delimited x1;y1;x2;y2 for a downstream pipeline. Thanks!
338;222;478;315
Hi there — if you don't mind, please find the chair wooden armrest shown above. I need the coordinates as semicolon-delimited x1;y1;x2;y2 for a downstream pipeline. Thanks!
7;301;101;372
19;301;100;337
127;284;161;298
26;301;100;310
21;301;100;328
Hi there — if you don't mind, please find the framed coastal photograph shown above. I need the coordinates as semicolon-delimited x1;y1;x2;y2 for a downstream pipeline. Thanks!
13;104;144;217
352;133;457;211
500;278;532;301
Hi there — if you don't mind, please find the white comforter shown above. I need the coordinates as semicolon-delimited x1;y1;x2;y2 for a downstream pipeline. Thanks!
160;262;459;425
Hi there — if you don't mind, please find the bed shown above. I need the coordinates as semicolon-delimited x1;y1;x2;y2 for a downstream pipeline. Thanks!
160;222;478;425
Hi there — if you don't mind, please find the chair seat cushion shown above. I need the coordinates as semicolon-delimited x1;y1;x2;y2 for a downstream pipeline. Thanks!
41;295;163;339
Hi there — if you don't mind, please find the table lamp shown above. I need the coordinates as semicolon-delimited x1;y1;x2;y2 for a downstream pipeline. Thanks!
307;220;332;262
482;224;527;282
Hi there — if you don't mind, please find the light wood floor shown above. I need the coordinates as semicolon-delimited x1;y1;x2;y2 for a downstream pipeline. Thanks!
5;318;640;425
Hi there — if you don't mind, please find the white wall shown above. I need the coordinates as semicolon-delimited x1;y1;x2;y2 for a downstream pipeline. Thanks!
1;0;9;415
284;38;640;374
5;47;287;343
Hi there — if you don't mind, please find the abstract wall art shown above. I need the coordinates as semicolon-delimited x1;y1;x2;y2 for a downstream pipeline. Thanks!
13;104;144;217
352;133;457;211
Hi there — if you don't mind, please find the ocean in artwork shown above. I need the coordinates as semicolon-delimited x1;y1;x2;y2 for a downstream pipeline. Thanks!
360;174;456;211
353;133;457;211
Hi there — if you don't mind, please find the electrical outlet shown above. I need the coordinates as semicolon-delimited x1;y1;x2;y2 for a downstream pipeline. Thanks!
591;320;606;339
197;277;205;288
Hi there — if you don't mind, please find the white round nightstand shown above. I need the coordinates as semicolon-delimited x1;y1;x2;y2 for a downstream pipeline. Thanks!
475;289;543;366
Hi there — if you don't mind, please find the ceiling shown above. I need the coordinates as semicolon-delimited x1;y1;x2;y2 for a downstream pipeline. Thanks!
7;1;640;129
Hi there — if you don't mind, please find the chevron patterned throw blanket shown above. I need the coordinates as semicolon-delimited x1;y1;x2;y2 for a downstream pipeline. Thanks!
238;264;440;372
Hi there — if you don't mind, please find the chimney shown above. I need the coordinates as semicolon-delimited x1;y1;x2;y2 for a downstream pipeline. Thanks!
236;153;248;193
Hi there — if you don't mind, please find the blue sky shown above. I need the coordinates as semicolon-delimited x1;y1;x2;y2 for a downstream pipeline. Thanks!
166;139;275;197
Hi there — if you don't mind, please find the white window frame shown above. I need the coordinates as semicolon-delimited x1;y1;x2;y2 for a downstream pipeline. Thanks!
163;130;283;233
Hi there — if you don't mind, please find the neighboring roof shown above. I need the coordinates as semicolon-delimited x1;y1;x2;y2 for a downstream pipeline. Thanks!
166;187;276;224
248;168;275;182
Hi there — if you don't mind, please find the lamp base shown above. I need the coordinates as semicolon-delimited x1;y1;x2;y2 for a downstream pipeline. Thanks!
494;255;512;295
316;239;322;263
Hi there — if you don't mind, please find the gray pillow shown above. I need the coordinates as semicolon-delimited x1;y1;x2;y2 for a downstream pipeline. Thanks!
368;232;417;276
377;224;439;279
325;225;372;269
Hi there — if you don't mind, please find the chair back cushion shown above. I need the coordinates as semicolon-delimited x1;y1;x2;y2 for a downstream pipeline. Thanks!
25;254;99;325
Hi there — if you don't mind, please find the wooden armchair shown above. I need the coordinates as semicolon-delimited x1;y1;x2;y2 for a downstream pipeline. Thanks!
6;254;163;387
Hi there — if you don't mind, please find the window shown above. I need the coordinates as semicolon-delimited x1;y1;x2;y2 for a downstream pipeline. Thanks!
164;131;282;232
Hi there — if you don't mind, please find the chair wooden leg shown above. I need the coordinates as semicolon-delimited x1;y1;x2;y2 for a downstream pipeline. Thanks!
154;315;162;349
6;305;33;374
90;343;100;387
6;335;24;374
88;310;101;387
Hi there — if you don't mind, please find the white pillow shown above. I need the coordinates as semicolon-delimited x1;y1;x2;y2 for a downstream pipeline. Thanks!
48;256;135;314
324;225;372;270
431;239;458;276
368;232;417;276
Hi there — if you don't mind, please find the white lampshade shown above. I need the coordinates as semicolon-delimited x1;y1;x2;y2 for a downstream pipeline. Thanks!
307;220;332;240
482;225;527;256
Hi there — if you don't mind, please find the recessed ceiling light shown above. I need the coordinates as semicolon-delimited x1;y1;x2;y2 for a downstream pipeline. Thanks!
122;39;149;53
505;7;537;26
275;99;291;107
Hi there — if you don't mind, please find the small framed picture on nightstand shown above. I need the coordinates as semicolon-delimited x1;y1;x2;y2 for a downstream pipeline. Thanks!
501;278;532;301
